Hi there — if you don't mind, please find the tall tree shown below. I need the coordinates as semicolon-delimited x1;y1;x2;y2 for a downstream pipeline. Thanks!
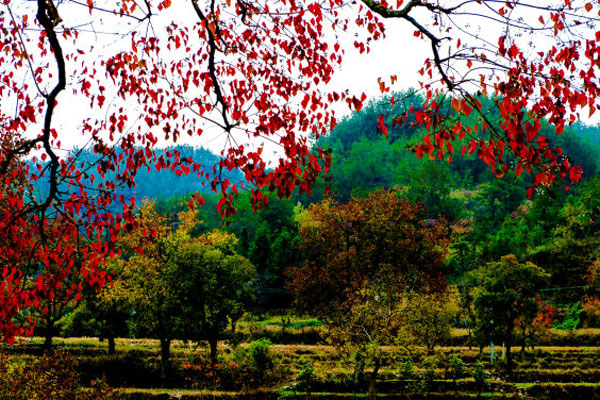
173;230;256;363
116;202;179;379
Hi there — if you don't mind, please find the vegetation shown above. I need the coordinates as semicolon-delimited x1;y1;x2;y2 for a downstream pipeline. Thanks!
3;100;600;396
4;0;600;397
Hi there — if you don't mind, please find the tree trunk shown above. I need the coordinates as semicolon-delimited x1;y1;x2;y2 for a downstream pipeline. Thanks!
160;338;171;379
467;329;473;350
506;324;514;380
520;325;526;354
108;335;116;355
209;337;218;364
43;331;53;352
367;358;380;400
43;318;54;352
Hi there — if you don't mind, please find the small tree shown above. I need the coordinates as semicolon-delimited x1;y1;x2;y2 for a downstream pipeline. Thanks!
474;255;549;378
90;259;133;354
448;355;465;394
29;221;94;351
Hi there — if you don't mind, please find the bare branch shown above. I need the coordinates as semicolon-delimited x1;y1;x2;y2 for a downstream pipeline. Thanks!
36;0;67;233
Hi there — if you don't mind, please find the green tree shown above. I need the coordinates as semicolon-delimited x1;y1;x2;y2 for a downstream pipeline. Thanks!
474;255;549;378
173;230;256;363
59;258;133;355
90;259;133;354
116;201;182;378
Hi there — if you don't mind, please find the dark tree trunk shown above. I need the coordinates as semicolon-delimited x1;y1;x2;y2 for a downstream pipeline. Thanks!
506;322;514;380
520;325;526;354
467;329;473;350
43;331;53;352
367;357;380;400
43;318;55;352
160;338;171;379
209;337;218;364
108;335;116;355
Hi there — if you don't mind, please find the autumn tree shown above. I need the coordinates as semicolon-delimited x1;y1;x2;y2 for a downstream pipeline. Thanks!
117;202;256;370
474;254;549;378
288;190;449;397
14;215;106;351
2;0;600;341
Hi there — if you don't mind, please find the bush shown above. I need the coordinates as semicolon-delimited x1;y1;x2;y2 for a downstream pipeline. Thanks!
248;338;274;373
396;356;415;380
231;338;288;387
553;303;585;330
181;360;232;390
295;356;316;391
471;361;487;388
421;356;438;382
0;352;121;400
449;355;465;382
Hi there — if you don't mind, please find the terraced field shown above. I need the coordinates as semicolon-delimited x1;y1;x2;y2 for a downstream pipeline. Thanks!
3;334;600;399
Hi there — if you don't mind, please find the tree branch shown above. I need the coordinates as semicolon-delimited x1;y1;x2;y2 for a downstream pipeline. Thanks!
36;0;66;233
191;0;236;133
359;0;455;90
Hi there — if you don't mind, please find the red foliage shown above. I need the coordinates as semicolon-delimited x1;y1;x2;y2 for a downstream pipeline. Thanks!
1;0;599;342
288;190;449;316
535;295;557;328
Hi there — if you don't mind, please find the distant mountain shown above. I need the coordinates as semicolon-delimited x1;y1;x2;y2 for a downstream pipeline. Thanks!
30;145;245;204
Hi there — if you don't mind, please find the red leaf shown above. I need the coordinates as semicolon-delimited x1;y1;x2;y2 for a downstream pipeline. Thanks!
451;98;461;113
526;187;535;199
377;114;388;138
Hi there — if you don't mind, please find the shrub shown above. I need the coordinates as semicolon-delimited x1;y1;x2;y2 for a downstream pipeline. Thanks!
295;356;316;391
396;356;415;380
410;378;427;394
449;355;465;382
232;338;288;387
421;356;438;382
471;361;487;392
182;360;231;390
0;352;121;400
553;302;585;330
248;338;274;373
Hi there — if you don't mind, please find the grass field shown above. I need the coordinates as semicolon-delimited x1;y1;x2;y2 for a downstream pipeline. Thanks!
3;330;600;399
